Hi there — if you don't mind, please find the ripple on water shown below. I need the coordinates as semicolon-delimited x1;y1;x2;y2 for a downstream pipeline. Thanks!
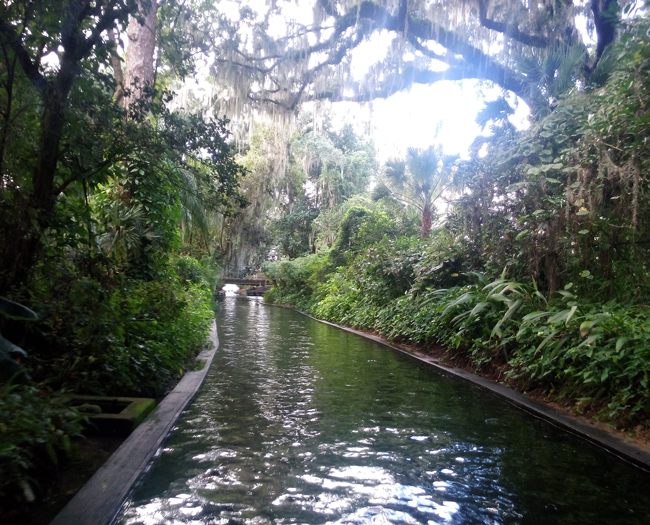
117;298;650;525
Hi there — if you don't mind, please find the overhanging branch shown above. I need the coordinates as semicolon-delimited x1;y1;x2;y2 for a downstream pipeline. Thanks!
477;0;551;48
0;19;48;93
216;0;574;112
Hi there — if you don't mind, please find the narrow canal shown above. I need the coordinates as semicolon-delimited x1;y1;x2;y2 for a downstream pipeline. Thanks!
117;297;650;524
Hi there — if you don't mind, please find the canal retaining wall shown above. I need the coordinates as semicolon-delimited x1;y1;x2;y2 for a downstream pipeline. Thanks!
49;321;219;525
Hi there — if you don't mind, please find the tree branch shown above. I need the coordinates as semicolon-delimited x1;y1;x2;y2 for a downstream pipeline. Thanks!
476;0;551;48
54;159;113;196
313;62;528;106
329;2;529;101
218;0;583;111
0;19;48;93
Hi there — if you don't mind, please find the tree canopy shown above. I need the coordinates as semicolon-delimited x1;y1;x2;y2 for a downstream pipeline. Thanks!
208;0;628;120
0;0;248;290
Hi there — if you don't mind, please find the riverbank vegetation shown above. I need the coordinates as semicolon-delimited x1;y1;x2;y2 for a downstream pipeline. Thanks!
0;1;243;511
2;0;649;517
264;16;650;434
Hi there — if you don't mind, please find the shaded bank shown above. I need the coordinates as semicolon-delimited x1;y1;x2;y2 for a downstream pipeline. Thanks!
49;322;219;525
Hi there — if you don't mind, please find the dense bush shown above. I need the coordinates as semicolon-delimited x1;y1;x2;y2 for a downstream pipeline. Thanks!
0;384;84;507
263;251;331;311
329;207;398;268
23;257;214;397
273;256;650;423
0;254;215;508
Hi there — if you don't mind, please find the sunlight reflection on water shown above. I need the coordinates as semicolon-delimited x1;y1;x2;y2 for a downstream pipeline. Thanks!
116;297;650;525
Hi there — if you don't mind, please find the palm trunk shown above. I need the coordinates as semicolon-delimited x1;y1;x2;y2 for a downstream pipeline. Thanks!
421;203;432;238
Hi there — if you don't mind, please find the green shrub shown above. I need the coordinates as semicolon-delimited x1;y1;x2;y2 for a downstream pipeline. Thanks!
0;384;84;505
25;257;213;397
175;255;207;286
510;297;650;419
267;242;650;424
329;207;397;268
263;252;331;311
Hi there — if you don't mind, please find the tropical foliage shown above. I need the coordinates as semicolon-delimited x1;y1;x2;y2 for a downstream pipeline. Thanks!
1;0;649;515
378;145;455;237
264;17;650;433
0;0;244;510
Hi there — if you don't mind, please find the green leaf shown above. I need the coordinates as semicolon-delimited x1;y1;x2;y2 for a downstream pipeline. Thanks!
491;320;503;339
522;311;552;322
442;292;477;315
583;333;602;346
578;229;589;235
62;434;71;453
536;333;555;353
465;272;489;285
565;305;578;325
469;301;490;318
533;291;548;304
615;337;628;352
451;310;472;324
548;307;577;325
502;299;524;322
550;337;570;358
45;442;58;465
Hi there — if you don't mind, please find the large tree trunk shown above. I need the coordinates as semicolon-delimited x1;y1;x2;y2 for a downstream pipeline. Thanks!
0;2;141;293
591;0;618;64
0;60;79;294
33;69;76;211
124;0;158;110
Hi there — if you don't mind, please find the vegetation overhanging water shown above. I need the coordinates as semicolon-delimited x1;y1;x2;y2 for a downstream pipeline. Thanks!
117;297;650;525
4;6;650;509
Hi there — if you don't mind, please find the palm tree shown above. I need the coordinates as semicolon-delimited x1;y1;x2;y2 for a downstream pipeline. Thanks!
380;145;453;238
97;200;156;263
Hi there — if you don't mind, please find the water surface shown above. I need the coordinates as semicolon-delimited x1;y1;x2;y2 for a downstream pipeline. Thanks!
117;297;650;524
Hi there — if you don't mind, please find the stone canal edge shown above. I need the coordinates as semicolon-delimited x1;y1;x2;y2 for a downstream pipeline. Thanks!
49;321;219;525
289;307;650;472
49;304;650;525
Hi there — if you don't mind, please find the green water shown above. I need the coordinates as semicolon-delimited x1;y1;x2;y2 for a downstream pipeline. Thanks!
117;297;650;524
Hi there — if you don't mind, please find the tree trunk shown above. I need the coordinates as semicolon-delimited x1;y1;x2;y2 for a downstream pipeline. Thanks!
591;0;618;64
0;52;17;176
124;0;158;110
421;203;432;238
108;29;125;104
0;59;78;293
